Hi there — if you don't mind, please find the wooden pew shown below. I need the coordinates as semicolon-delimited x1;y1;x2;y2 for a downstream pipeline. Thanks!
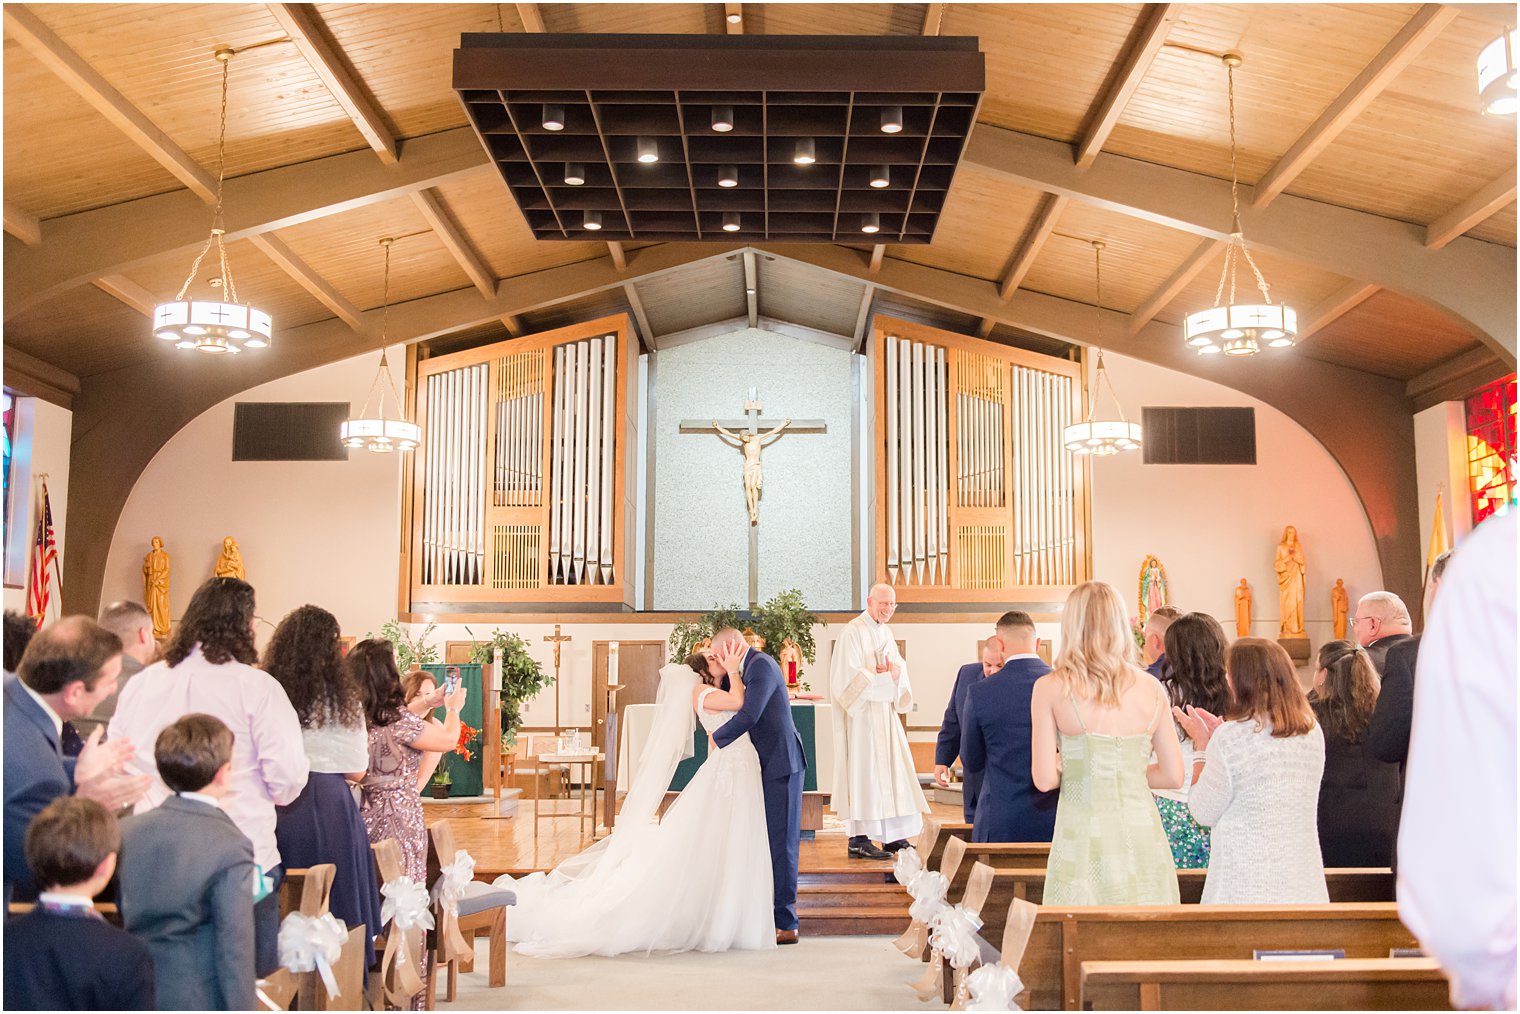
1003;901;1420;1010
939;839;1053;905
913;817;973;872
960;863;1395;943
1079;958;1452;1011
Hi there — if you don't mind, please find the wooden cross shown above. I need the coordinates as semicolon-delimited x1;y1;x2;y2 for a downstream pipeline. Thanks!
679;388;825;606
544;624;572;734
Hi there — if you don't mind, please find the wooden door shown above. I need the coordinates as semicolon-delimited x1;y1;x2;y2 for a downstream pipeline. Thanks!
592;640;665;828
444;641;479;665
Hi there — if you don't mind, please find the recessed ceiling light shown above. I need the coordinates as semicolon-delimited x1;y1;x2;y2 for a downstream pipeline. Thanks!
636;136;659;163
861;212;881;234
583;210;603;231
542;104;565;131
869;164;890;188
726;11;742;23
718;164;739;188
711;105;734;132
793;138;816;165
880;106;903;134
564;162;586;186
722;212;742;233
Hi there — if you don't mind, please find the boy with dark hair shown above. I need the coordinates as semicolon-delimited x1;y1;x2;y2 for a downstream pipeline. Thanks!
118;714;257;1012
3;797;155;1010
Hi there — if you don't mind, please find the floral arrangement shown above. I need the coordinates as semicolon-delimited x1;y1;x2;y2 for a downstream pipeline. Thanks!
668;603;745;661
468;630;553;749
1128;615;1146;652
454;721;481;763
365;619;439;671
669;591;824;670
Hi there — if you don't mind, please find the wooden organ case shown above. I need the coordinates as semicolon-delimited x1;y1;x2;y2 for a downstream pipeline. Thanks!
871;316;1090;603
404;316;636;614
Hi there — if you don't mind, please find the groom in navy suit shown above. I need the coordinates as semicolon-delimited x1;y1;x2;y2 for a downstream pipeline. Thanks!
709;628;807;944
960;611;1058;843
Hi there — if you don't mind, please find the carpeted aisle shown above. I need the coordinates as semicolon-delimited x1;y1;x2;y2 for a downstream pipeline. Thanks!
443;935;923;1010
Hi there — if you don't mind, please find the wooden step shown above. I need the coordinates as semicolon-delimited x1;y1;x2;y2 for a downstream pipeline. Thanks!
798;883;910;908
798;904;912;936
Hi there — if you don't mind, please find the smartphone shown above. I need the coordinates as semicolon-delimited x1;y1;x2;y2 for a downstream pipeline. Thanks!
443;668;461;694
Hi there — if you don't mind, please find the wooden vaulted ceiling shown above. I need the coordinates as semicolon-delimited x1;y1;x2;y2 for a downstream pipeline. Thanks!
3;2;1515;394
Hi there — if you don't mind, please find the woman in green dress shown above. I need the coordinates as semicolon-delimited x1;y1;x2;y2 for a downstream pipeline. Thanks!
1153;613;1233;869
1031;581;1184;905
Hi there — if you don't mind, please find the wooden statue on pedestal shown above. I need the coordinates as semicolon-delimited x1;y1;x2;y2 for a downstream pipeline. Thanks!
214;536;246;581
1274;526;1310;662
1332;579;1349;640
142;536;171;639
1233;579;1251;638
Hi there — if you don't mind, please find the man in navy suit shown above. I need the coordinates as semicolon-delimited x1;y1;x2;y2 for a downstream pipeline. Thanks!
1142;606;1182;679
960;611;1058;843
4;617;147;903
709;627;807;945
934;636;1006;823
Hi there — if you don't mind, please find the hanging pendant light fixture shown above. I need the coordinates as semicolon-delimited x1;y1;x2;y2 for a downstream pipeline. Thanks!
340;238;420;453
1182;52;1297;357
1065;241;1142;456
152;48;270;354
1478;26;1518;115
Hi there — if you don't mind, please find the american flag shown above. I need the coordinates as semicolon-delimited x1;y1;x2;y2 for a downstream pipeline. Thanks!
26;480;61;627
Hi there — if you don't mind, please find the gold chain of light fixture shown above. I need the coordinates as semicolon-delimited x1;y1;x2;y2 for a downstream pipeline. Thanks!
173;50;240;305
1211;54;1274;311
352;238;408;422
1082;240;1132;427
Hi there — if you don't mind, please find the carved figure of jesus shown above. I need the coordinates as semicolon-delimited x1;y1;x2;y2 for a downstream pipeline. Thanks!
1274;525;1307;638
713;418;791;526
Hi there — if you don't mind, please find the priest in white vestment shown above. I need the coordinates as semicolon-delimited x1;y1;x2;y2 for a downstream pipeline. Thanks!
829;583;929;859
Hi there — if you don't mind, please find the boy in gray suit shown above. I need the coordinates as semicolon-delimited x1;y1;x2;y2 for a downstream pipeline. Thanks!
118;714;257;1011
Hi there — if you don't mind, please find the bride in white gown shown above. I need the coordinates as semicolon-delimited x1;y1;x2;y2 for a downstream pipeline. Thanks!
493;644;776;957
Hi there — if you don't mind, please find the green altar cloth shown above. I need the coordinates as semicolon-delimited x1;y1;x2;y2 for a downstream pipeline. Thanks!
421;663;485;797
669;703;818;792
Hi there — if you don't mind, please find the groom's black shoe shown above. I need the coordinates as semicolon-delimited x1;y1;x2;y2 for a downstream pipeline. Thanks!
883;839;913;853
848;836;892;860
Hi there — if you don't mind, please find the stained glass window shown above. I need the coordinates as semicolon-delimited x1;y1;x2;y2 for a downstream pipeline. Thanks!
1465;374;1517;525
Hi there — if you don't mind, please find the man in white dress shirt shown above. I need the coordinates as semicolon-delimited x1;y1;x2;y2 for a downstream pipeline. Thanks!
1399;511;1516;1011
829;583;928;860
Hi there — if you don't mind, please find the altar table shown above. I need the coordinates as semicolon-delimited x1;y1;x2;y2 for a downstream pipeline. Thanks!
616;702;835;794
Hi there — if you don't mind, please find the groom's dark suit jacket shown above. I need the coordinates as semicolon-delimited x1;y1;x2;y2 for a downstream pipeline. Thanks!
713;648;805;780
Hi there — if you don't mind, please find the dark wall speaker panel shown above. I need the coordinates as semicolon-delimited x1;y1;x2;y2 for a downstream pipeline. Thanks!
232;403;349;461
1142;407;1257;465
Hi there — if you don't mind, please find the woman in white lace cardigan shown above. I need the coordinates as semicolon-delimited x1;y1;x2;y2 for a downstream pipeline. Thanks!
1175;638;1328;904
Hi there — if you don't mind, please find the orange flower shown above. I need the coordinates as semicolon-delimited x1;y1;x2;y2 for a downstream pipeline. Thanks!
454;721;480;762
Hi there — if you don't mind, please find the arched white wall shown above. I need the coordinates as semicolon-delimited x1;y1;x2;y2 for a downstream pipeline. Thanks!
102;350;405;638
1088;351;1383;646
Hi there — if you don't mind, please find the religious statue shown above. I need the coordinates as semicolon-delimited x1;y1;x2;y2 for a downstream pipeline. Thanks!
142;536;171;639
742;627;766;652
779;637;802;688
1332;578;1349;640
1274;525;1307;638
1138;555;1168;616
1234;578;1251;638
214;536;247;581
712;418;791;526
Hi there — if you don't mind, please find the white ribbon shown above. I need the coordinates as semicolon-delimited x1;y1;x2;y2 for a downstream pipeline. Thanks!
893;847;923;887
277;911;347;998
963;963;1024;1011
930;904;984;971
907;870;949;924
430;849;477;915
381;876;435;932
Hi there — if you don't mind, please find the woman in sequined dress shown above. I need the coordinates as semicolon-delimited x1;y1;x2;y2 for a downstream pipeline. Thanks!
1153;613;1233;869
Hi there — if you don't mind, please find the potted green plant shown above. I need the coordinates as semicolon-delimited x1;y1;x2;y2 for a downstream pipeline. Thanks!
430;766;452;799
668;603;745;661
753;588;824;673
470;630;554;747
365;619;439;671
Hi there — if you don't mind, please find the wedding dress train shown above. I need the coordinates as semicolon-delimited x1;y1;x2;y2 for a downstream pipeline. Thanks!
493;666;776;957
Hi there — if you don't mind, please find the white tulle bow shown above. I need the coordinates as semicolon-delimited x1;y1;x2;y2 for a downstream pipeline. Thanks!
907;870;949;924
277;911;347;997
963;963;1025;1011
431;849;476;914
893;847;923;886
381;877;435;932
930;904;984;970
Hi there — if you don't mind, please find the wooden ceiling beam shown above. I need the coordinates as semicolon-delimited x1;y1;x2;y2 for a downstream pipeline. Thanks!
962;122;1517;361
608;241;628;270
3;5;218;204
869;244;886;275
268;3;397;164
6;125;490;316
1128;237;1226;333
1299;281;1381;341
998;193;1067;299
1406;345;1506;407
922;3;945;35
92;274;158;316
1074;4;1179;169
1253;4;1458;209
743;251;759;328
246;232;364;330
4;200;42;246
852;284;876;349
501;314;522;337
409;189;496;299
1425;168;1518;250
623;282;654;347
725;3;744;34
4;347;80;410
515;3;547;33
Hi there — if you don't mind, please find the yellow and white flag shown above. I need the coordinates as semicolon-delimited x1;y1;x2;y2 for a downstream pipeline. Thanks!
1425;490;1450;587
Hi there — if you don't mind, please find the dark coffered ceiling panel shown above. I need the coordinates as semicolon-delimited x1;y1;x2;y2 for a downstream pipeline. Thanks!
453;33;985;243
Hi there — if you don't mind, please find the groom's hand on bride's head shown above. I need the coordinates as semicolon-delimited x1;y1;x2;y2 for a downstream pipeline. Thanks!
716;641;747;676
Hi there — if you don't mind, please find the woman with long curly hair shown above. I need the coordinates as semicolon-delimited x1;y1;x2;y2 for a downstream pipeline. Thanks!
1309;639;1401;867
1031;581;1184;905
109;577;308;977
266;605;381;949
1152;612;1232;869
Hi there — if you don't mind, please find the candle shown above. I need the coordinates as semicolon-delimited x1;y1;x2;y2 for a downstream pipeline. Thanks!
609;640;619;686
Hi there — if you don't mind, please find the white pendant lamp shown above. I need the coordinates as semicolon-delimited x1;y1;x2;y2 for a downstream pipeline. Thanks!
340;238;420;453
1479;27;1518;115
1064;241;1142;456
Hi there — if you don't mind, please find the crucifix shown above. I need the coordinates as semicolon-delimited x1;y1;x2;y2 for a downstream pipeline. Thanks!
544;624;572;734
680;387;826;607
